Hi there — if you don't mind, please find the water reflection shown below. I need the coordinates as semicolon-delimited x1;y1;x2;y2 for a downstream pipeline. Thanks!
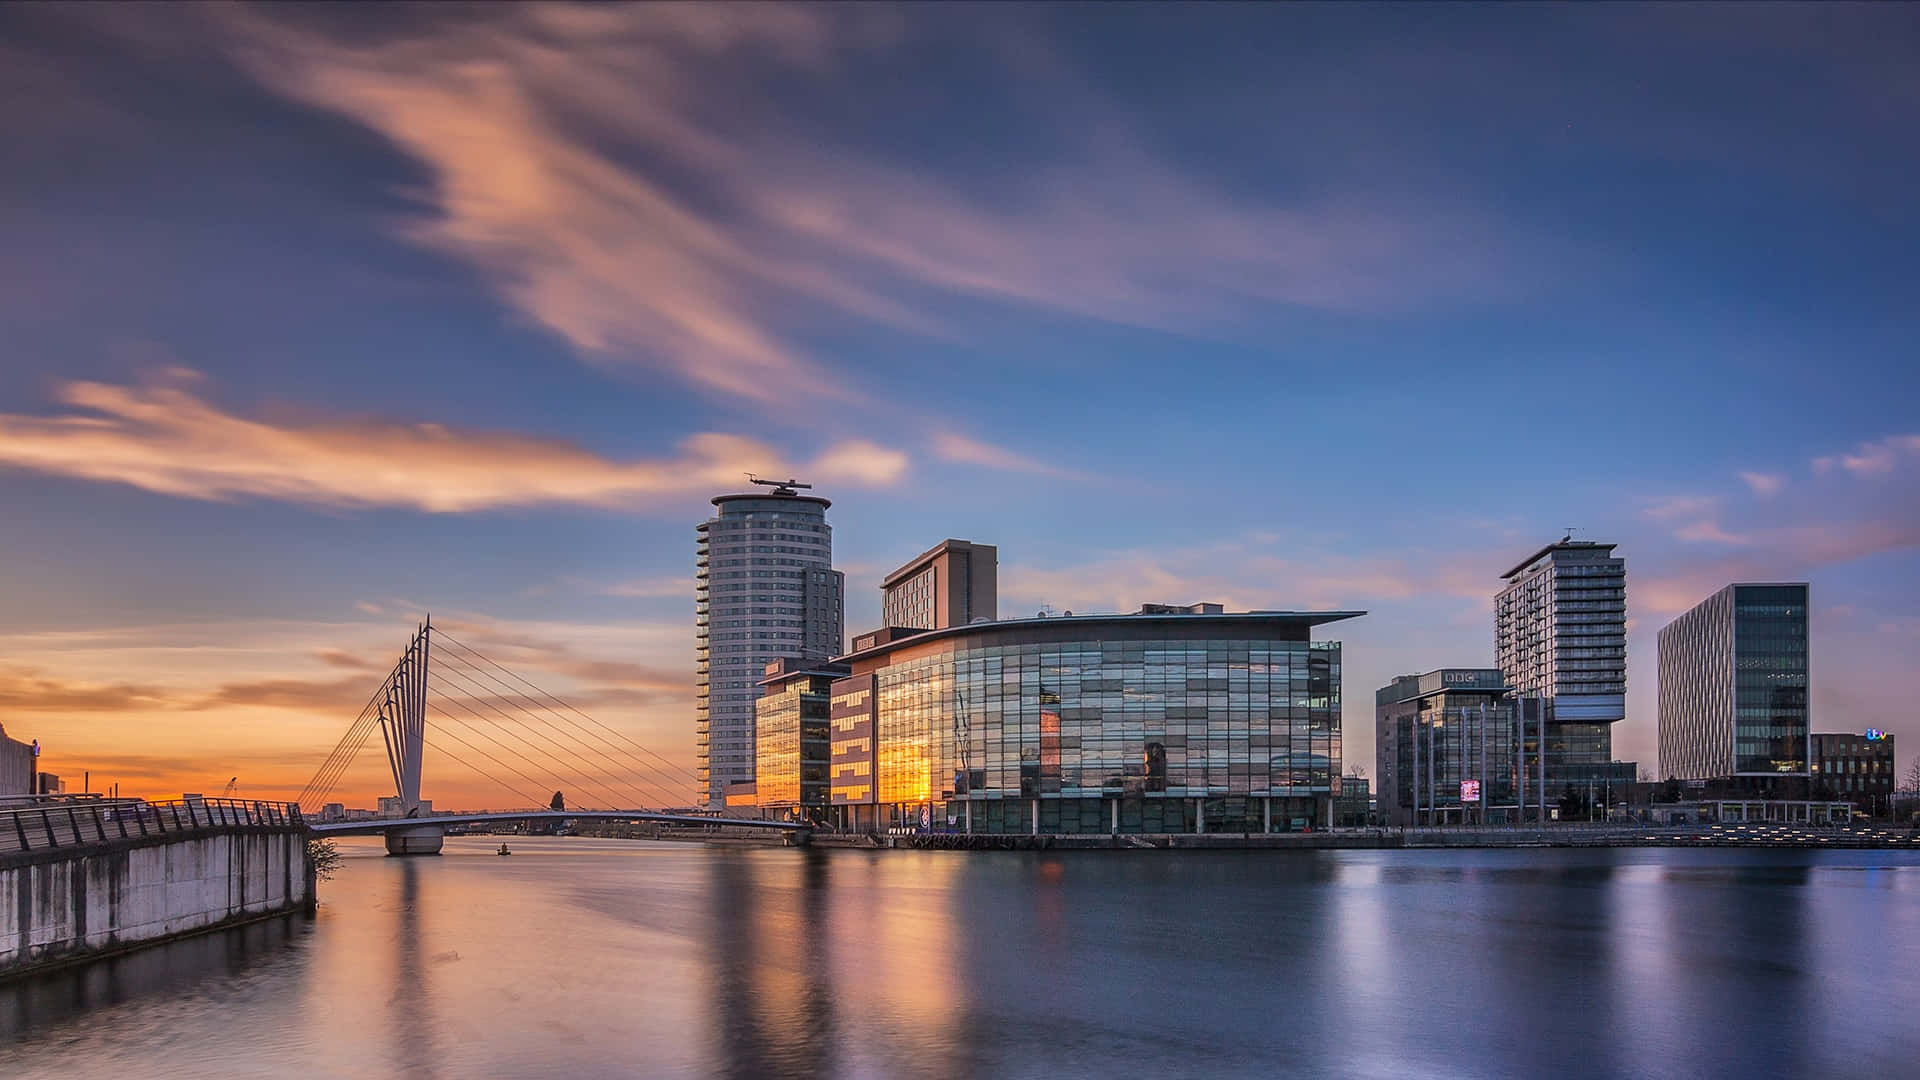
1;842;1916;1079
387;857;440;1079
0;914;309;1040
704;850;839;1078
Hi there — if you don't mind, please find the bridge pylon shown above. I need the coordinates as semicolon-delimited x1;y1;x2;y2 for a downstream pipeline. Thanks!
378;619;441;855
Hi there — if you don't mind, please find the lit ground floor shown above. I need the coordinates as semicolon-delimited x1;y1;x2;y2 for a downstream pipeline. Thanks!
829;795;1335;836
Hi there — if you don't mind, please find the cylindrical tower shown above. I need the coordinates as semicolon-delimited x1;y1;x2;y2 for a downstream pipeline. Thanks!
696;486;844;807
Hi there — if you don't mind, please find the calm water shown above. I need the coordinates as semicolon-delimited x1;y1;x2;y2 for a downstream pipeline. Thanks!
3;836;1918;1078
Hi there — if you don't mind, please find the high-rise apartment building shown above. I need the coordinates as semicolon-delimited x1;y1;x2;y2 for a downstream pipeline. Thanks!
1495;539;1633;812
880;539;997;630
695;481;844;807
1657;583;1809;785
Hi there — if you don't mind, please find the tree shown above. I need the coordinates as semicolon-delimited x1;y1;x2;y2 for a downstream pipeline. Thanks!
306;837;342;882
1905;756;1920;794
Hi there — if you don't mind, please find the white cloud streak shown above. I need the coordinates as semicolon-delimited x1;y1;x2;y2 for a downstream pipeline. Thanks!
0;374;907;512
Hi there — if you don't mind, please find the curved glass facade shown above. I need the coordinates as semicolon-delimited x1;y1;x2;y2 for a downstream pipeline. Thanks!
831;616;1353;834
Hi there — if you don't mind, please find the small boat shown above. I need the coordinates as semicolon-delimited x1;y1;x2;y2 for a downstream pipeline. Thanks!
497;843;512;856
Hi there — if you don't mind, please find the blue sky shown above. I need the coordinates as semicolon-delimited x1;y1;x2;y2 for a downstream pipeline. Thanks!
1;4;1916;805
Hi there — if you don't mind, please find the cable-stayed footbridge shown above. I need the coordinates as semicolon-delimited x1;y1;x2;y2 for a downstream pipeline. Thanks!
299;619;806;853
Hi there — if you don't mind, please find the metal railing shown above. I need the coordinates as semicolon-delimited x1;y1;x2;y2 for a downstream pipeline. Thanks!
0;798;306;856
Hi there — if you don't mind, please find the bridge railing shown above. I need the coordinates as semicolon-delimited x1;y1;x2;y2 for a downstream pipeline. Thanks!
0;798;306;856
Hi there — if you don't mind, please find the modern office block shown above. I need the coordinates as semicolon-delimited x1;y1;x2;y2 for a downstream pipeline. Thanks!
1657;583;1809;784
695;481;844;807
880;538;997;630
1376;669;1522;826
1811;730;1895;813
827;606;1362;834
753;658;849;822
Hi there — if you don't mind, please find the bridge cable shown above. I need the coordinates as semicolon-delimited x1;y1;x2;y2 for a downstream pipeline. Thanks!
428;642;682;804
299;634;432;810
421;690;635;811
420;733;546;809
426;653;679;808
425;661;669;807
300;708;385;812
298;696;381;806
433;632;690;802
423;704;600;810
434;631;689;783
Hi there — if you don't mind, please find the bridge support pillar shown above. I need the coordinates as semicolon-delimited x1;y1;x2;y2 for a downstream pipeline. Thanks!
384;825;445;856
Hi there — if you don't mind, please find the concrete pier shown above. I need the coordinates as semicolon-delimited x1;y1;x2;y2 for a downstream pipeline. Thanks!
383;825;445;856
2;827;311;979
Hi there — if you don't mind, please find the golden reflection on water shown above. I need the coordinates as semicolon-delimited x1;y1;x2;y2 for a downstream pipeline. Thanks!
3;839;1919;1079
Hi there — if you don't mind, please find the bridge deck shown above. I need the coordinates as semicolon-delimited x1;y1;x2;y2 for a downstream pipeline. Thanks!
308;810;810;836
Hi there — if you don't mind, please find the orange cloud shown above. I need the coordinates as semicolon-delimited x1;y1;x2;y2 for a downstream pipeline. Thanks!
210;5;1505;405
3;612;701;809
0;375;907;511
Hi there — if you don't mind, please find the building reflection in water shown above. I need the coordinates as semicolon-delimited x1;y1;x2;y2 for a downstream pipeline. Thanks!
386;857;440;1080
704;849;838;1079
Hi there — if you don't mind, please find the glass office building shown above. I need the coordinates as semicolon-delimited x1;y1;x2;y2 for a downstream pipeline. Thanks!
1658;583;1810;784
1376;669;1523;826
752;659;848;823
827;607;1363;834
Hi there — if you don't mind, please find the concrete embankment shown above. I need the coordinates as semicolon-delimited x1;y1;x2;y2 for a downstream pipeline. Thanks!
1;806;311;980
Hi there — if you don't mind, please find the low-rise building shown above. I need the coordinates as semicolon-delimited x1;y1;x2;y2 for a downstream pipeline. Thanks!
753;657;849;823
376;796;433;817
1377;669;1522;826
1811;731;1895;815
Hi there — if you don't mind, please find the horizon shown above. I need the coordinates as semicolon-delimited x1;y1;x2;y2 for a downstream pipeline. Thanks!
3;3;1916;808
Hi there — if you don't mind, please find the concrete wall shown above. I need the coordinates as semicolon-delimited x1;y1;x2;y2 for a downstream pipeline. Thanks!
1;830;311;978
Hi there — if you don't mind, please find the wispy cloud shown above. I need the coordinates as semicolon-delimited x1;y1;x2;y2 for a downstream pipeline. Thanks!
0;610;698;805
584;576;693;600
212;4;1506;405
0;667;174;712
0;374;908;512
998;541;1488;617
1813;434;1920;476
1738;471;1785;497
1642;494;1719;521
931;432;1075;478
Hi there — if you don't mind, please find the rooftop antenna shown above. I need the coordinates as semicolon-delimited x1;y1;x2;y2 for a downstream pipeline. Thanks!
746;474;811;496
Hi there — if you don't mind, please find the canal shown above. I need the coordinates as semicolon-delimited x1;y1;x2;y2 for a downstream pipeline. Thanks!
3;836;1917;1077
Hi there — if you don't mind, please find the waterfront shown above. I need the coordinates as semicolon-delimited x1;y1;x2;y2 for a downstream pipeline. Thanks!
4;837;1919;1078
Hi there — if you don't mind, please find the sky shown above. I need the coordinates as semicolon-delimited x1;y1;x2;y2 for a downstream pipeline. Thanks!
2;3;1917;809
